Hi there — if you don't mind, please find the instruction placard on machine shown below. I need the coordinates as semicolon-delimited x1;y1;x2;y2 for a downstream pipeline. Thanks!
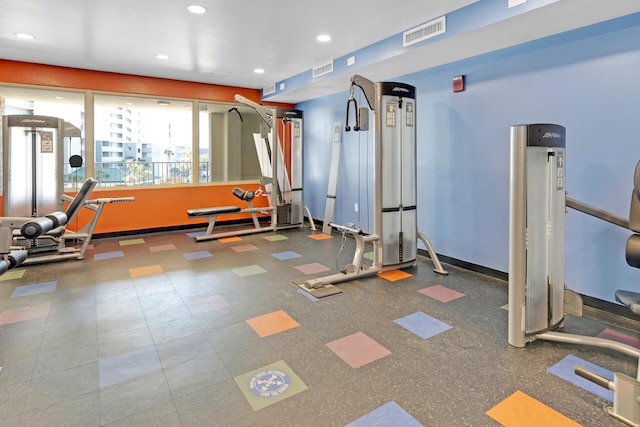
40;131;54;153
386;102;396;127
556;152;564;190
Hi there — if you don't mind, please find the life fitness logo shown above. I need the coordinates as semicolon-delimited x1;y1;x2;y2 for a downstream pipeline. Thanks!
248;369;291;398
542;132;562;139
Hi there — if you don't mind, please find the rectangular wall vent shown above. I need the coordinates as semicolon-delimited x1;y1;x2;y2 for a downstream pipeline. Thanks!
262;84;276;96
313;60;334;78
403;16;446;47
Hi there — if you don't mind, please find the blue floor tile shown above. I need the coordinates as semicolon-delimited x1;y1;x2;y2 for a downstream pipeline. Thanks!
548;354;614;402
183;251;213;260
271;251;302;260
99;346;162;389
393;311;452;339
11;281;57;298
94;251;124;261
346;401;423;427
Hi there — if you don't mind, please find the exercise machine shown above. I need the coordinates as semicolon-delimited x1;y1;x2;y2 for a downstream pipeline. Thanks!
509;123;640;426
187;187;273;241
1;177;135;264
301;75;447;294
2;115;66;217
187;96;315;241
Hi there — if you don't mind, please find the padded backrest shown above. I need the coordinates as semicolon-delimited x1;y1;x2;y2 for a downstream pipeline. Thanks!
630;160;640;233
64;178;97;224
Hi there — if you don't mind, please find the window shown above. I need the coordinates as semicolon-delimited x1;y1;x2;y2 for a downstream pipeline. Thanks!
198;102;262;183
94;94;193;186
0;86;85;190
0;85;266;190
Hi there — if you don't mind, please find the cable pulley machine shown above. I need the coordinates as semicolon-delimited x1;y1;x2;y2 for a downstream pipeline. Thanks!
301;75;447;294
509;123;640;426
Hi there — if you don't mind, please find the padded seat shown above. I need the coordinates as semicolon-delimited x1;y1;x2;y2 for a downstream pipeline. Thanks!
187;206;241;218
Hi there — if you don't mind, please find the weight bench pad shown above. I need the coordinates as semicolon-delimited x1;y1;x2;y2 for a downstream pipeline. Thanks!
187;206;241;218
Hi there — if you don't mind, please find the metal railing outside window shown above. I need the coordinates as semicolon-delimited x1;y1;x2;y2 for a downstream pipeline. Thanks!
63;161;210;187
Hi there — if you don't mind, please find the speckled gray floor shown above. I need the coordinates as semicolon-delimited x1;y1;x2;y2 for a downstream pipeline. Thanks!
0;226;637;426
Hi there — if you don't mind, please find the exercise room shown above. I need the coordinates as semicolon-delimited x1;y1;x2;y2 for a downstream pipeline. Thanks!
1;1;640;426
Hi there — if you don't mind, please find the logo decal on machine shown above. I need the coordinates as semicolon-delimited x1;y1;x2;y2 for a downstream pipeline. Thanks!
542;132;562;139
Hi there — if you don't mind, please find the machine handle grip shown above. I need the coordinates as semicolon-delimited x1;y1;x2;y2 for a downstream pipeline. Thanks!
574;366;613;390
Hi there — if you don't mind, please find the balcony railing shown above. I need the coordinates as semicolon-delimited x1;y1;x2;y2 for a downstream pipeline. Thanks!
63;161;211;187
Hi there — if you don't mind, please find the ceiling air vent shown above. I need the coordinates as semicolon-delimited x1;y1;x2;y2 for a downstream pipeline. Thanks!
313;60;334;78
263;84;276;96
403;16;446;47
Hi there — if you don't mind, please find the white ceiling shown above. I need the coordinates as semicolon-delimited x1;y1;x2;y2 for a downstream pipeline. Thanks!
1;0;639;104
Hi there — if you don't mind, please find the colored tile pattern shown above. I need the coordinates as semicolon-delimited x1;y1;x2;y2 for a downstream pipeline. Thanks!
246;310;300;337
377;269;412;282
271;251;301;261
295;263;330;275
347;401;423;427
11;281;57;298
186;231;205;238
234;360;308;411
99;346;162;389
548;354;613;402
326;332;391;368
0;302;51;326
94;251;124;261
183;251;213;260
308;233;333;240
231;244;259;253
486;390;582;427
597;328;640;349
129;265;164;278
119;238;145;246
418;285;465;302
263;234;288;241
219;236;242;243
393;311;452;339
297;288;342;301
0;269;26;281
149;244;176;252
232;265;267;277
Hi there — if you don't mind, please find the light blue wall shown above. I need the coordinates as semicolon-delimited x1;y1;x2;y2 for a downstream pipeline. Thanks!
298;13;640;304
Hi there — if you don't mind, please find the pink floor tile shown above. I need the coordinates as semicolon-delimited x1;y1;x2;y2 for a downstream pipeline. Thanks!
149;244;176;252
326;332;391;368
418;285;465;302
597;328;640;349
295;263;331;275
231;244;259;253
0;302;51;326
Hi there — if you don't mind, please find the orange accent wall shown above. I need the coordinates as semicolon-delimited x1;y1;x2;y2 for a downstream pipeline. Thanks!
0;60;293;235
74;184;272;234
0;59;286;103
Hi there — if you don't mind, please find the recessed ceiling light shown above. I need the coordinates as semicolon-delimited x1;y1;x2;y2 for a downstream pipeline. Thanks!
254;68;265;74
156;54;169;60
15;33;35;40
317;34;331;42
187;4;207;14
